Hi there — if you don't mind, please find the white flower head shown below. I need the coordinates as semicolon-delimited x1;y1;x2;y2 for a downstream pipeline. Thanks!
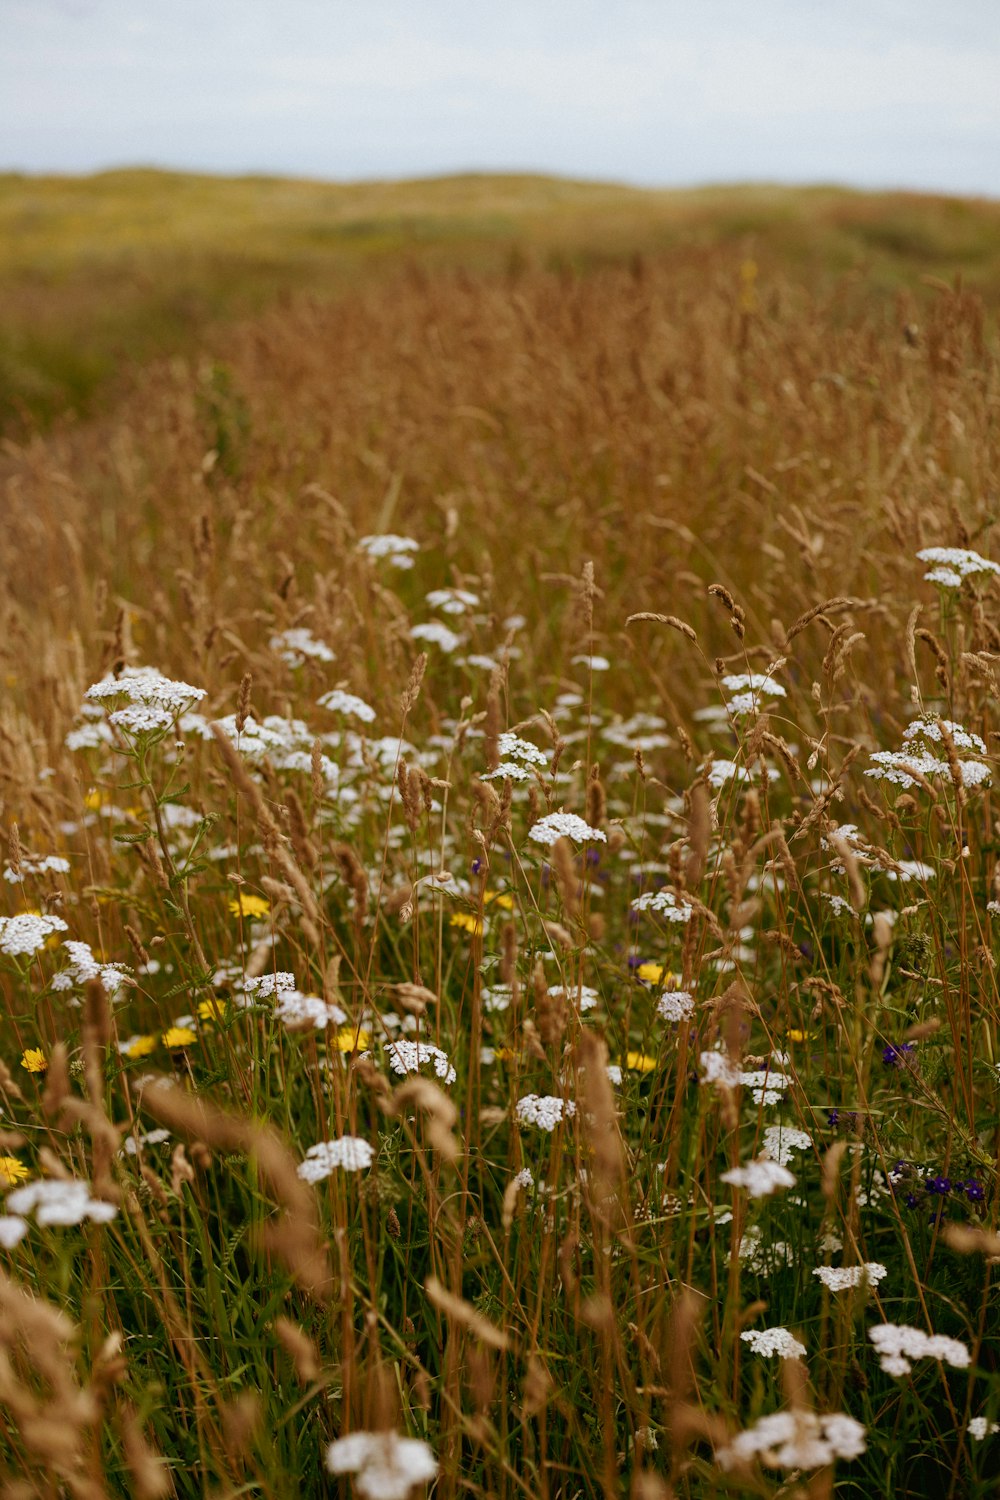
740;1326;807;1360
410;621;462;653
868;1321;970;1376
721;1157;796;1198
298;1136;374;1182
384;1039;457;1085
318;689;376;722
326;1430;437;1500
0;911;68;957
656;990;695;1023
269;627;335;666
717;1410;865;1471
631;888;694;922
6;1178;117;1227
528;813;606;847
813;1263;887;1292
357;534;419;568
515;1094;576;1131
916;546;1000;588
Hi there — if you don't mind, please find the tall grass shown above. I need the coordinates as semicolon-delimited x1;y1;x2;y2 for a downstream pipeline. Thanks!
0;238;998;1497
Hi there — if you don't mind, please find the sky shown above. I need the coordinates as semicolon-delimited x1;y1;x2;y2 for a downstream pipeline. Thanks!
4;0;1000;195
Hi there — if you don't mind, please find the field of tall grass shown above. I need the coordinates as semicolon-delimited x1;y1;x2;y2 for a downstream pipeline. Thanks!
1;174;999;1498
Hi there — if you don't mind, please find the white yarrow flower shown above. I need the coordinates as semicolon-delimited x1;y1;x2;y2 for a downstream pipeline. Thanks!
717;1409;866;1471
868;1321;971;1375
528;813;606;846
325;1430;437;1500
721;1157;796;1198
318;689;376;722
298;1136;375;1182
740;1326;807;1360
515;1094;576;1131
812;1263;887;1292
0;911;69;957
6;1178;117;1227
384;1039;457;1085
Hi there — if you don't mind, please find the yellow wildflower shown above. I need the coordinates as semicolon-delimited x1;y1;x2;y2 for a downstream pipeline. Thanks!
0;1156;29;1187
637;963;680;986
20;1048;47;1074
121;1033;157;1059
161;1026;197;1050
450;912;483;936
83;788;107;813
625;1050;657;1073
787;1028;815;1043
198;997;226;1023
334;1027;372;1053
493;1046;517;1062
228;892;271;920
484;891;514;911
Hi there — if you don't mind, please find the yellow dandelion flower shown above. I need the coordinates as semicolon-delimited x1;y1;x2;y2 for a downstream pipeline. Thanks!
493;1046;517;1062
334;1027;372;1053
787;1028;815;1043
625;1050;657;1073
198;998;226;1023
83;788;107;813
638;962;682;985
161;1026;197;1050
20;1048;47;1074
484;890;514;911
121;1033;158;1059
450;912;483;936
228;892;271;920
0;1156;29;1187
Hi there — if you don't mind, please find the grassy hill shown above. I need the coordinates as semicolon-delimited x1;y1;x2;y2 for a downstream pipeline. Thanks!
3;168;1000;432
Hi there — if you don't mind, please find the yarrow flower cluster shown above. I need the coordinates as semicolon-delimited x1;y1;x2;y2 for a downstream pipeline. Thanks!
868;1321;971;1376
528;813;607;846
656;990;695;1023
720;667;786;717
269;627;335;666
631;888;694;922
274;990;348;1030
866;717;991;791
318;688;376;722
83;667;206;737
325;1430;437;1500
969;1417;1000;1441
6;1178;117;1227
384;1039;457;1085
721;1157;796;1198
716;1410;866;1471
3;853;70;883
298;1137;375;1181
916;545;1000;590
410;621;462;653
761;1125;812;1166
357;533;419;568
740;1326;806;1360
813;1263;887;1292
425;587;479;614
0;911;68;957
51;939;131;997
515;1094;576;1131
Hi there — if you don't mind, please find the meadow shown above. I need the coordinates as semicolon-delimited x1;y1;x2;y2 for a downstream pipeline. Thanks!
1;171;999;1498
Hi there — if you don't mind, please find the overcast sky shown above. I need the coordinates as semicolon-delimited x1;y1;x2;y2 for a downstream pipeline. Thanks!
4;0;1000;194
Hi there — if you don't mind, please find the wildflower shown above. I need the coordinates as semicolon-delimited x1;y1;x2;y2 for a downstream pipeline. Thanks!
868;1321;971;1376
480;762;532;781
0;911;69;957
720;668;786;718
357;533;419;567
625;1051;657;1073
916;545;1000;589
721;1158;796;1198
6;1178;117;1227
410;621;462;653
716;1409;865;1471
425;587;479;614
3;853;70;883
384;1039;457;1085
318;688;376;722
969;1417;999;1441
52;939;131;997
0;1216;28;1249
197;998;226;1022
229;891;271;920
162;1026;197;1050
0;1156;29;1187
118;1033;157;1059
787;1028;814;1042
515;1094;576;1131
269;627;335;666
812;1263;887;1292
243;971;297;1002
761;1125;812;1166
528;813;607;847
484;890;514;910
965;1179;985;1202
882;1042;916;1068
123;1129;171;1156
572;654;611;671
497;732;548;766
821;893;857;918
449;912;483;936
274;991;348;1030
656;990;695;1022
925;1175;951;1195
298;1136;375;1182
20;1048;47;1074
325;1430;438;1500
631;890;694;922
335;1026;372;1053
739;1327;807;1360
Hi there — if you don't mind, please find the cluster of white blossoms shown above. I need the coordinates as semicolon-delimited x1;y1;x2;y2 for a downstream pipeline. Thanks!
384;1039;457;1085
515;1094;577;1131
813;1262;887;1292
716;1409;866;1471
83;666;207;737
761;1125;812;1167
269;627;335;666
298;1137;375;1182
0;1215;28;1249
904;717;987;755
410;621;462;653
549;983;600;1013
699;1050;789;1106
3;853;70;883
739;1326;806;1360
916;545;1000;590
122;1128;171;1157
721;1157;796;1198
868;1322;971;1376
357;533;419;568
7;1178;117;1227
0;911;68;957
425;587;479;614
317;688;376;722
51;939;132;998
528;813;606;846
481;730;550;782
243;971;298;1003
656;990;695;1023
720;667;786;718
866;716;991;791
631;888;694;922
325;1430;437;1500
274;990;348;1031
969;1417;1000;1441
